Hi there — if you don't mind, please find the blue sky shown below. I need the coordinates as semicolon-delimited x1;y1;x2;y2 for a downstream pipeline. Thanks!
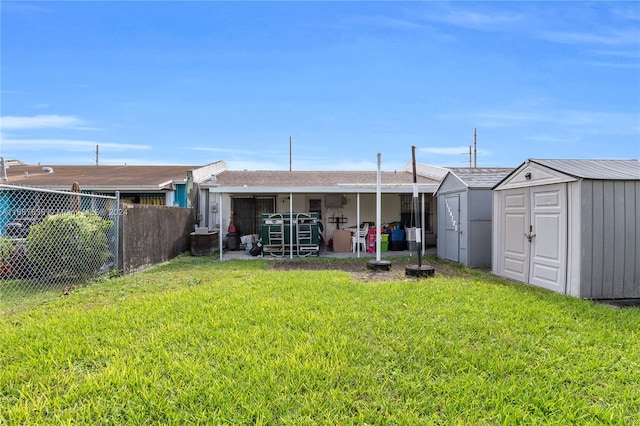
1;1;639;171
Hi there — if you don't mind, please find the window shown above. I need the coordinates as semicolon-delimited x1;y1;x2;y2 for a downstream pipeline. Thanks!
308;198;322;219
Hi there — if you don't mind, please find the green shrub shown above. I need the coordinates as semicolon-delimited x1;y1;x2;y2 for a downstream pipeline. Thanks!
0;237;13;263
26;211;114;282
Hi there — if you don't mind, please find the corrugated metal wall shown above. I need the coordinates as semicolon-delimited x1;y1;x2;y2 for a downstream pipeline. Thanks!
580;180;640;299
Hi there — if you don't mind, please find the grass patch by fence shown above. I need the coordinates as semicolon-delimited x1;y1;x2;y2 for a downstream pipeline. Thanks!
1;255;639;424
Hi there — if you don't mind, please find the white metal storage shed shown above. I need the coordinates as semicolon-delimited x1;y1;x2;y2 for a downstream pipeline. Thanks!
435;168;513;267
492;159;640;299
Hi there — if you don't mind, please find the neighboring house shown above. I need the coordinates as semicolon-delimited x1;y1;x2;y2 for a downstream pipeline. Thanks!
492;158;640;299
1;161;226;208
435;167;513;267
199;163;442;252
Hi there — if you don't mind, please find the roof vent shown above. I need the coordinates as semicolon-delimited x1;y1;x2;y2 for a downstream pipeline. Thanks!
42;166;54;173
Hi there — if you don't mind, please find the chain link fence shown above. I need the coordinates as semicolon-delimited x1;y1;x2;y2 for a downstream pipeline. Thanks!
0;184;119;310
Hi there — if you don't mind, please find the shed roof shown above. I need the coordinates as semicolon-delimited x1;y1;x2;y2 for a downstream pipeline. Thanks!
528;159;640;180
444;167;514;189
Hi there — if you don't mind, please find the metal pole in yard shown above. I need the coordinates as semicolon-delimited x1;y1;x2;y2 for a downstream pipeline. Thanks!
411;146;422;268
366;153;391;271
405;147;434;278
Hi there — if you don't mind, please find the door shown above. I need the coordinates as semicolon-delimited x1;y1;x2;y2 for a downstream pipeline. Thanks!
443;194;460;262
501;189;530;283
499;184;567;293
232;196;276;234
528;185;567;292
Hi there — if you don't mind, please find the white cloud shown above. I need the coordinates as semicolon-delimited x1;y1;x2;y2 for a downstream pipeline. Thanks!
525;135;580;144
1;138;151;152
417;5;524;32
474;111;544;128
418;146;471;155
472;109;639;135
540;29;640;47
100;157;190;166
192;146;258;156
1;115;85;130
354;15;431;31
1;2;50;14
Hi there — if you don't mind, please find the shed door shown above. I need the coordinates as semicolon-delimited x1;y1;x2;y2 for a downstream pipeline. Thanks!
501;189;530;283
443;194;460;262
528;185;567;292
499;184;567;293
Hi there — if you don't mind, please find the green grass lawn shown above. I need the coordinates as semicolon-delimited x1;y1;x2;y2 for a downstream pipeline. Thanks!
2;255;639;424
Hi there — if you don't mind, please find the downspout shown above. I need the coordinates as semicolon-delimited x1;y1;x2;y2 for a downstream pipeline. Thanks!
186;171;194;208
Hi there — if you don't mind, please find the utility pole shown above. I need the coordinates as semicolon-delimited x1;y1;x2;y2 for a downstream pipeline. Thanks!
95;145;99;166
473;128;477;168
289;136;292;172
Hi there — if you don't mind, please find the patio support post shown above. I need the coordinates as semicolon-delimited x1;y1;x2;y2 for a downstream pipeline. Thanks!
289;192;293;259
421;192;426;255
356;192;361;257
219;193;223;260
376;154;381;260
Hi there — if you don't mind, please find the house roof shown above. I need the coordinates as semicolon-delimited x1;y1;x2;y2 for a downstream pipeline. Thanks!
528;159;640;180
442;167;514;189
2;164;202;191
206;170;440;194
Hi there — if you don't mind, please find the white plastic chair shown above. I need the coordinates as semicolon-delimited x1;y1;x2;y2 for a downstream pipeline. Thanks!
351;223;369;253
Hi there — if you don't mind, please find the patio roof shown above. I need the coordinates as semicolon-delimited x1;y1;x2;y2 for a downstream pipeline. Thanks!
203;169;440;194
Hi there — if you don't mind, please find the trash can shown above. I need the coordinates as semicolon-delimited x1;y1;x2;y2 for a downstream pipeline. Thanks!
380;234;389;252
389;229;406;251
227;232;239;250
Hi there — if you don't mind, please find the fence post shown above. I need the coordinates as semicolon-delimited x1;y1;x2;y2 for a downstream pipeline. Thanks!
115;191;121;273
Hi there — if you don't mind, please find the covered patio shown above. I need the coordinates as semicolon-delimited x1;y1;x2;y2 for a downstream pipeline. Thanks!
198;165;443;261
